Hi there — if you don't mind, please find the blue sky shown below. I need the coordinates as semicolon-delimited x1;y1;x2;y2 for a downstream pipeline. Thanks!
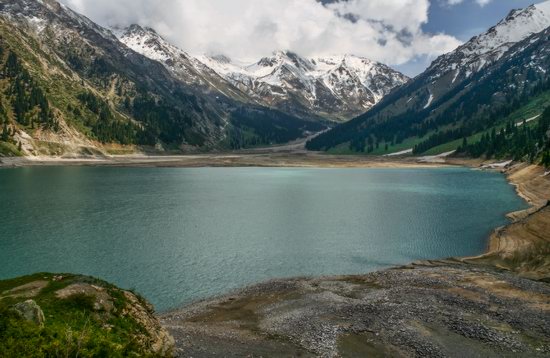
426;0;538;41
397;0;545;76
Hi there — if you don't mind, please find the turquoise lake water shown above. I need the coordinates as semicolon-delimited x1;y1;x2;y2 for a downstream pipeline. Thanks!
0;167;527;311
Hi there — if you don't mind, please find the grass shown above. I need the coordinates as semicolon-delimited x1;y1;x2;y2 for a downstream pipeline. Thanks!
0;273;165;357
0;141;22;156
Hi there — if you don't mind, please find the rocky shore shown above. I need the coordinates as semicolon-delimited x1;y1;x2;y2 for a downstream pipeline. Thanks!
161;160;550;357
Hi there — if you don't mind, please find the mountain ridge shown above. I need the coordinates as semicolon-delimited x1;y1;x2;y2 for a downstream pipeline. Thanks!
117;24;409;122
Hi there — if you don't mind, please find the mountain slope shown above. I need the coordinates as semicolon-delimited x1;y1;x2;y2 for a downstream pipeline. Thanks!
0;0;230;154
0;0;325;155
117;25;254;105
307;1;550;154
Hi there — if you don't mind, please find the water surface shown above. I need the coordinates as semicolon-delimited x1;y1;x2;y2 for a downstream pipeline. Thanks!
0;167;526;311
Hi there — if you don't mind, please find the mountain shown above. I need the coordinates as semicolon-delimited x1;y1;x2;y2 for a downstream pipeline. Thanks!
0;0;324;156
307;1;550;156
116;24;253;104
116;24;408;122
198;51;409;121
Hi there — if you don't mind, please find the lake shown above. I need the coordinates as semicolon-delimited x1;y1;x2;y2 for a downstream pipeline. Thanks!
0;166;527;311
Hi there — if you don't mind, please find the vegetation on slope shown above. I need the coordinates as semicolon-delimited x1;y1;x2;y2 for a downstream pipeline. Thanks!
454;106;550;165
0;273;173;357
0;0;327;155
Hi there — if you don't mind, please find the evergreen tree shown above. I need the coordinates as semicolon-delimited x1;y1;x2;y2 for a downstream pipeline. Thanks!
1;123;9;141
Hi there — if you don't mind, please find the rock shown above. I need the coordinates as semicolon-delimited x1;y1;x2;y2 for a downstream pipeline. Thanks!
122;291;175;356
13;299;45;326
55;283;114;313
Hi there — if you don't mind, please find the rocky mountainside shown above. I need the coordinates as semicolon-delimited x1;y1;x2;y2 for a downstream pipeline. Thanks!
116;24;253;105
0;0;324;156
117;25;408;122
198;51;409;121
307;1;550;155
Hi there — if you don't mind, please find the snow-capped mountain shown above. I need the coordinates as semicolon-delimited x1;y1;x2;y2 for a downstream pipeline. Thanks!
117;25;252;103
117;25;408;121
198;51;409;121
427;1;550;87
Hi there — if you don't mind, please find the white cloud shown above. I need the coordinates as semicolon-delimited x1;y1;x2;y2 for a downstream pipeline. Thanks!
475;0;493;6
444;0;493;6
59;0;462;66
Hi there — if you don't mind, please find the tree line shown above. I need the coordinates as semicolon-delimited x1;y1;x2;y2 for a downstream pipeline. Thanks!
456;106;550;167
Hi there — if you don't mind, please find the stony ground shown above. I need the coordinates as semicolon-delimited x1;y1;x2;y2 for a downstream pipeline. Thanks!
161;261;549;357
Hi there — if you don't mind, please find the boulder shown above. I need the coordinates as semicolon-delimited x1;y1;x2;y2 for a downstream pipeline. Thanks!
13;299;45;326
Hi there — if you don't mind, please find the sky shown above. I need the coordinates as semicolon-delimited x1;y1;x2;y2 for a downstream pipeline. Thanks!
59;0;548;76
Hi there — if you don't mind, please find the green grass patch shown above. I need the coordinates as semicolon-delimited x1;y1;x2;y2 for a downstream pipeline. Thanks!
0;273;164;357
0;141;22;157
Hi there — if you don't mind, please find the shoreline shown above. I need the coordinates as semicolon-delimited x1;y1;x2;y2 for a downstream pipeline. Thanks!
462;162;550;280
0;152;452;169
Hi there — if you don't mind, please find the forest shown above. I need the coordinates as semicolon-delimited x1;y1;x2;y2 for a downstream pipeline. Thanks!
456;106;550;166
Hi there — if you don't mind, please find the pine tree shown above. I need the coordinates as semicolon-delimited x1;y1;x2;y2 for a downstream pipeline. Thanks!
1;123;9;141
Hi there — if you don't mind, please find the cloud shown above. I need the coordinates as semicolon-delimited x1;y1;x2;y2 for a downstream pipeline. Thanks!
475;0;492;6
443;0;493;6
59;0;462;66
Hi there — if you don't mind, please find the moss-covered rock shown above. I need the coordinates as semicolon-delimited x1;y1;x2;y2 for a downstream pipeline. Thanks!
0;273;174;357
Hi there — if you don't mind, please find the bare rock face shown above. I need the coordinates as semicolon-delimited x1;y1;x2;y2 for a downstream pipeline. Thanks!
13;299;45;327
122;291;175;356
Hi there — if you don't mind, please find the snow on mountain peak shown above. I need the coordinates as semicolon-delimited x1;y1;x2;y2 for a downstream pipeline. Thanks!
428;0;550;80
116;24;408;120
118;24;177;62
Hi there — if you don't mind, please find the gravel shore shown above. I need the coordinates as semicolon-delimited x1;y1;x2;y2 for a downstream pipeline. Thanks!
161;261;549;357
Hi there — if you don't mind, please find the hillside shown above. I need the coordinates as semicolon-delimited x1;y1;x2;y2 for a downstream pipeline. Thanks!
307;2;550;161
0;273;173;357
0;0;325;156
